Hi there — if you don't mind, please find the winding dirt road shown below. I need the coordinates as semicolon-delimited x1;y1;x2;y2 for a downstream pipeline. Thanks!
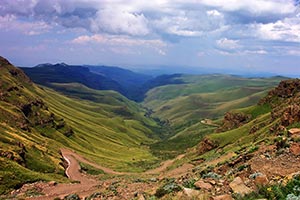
28;148;188;199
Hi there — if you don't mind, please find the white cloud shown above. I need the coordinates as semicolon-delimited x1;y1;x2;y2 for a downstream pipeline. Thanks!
253;17;300;42
198;0;296;15
72;34;166;46
90;8;150;36
216;38;240;49
206;10;222;17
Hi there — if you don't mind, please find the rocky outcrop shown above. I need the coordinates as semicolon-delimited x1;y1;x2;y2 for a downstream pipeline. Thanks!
198;138;218;155
216;112;251;133
260;79;300;105
280;104;300;127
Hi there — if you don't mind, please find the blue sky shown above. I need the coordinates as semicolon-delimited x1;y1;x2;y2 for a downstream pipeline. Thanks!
0;0;300;75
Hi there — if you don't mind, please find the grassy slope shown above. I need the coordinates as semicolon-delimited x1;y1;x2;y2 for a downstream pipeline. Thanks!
144;75;283;158
0;59;161;194
144;75;282;128
35;84;161;171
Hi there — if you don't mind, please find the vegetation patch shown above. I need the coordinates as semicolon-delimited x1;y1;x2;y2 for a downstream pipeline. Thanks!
79;162;105;175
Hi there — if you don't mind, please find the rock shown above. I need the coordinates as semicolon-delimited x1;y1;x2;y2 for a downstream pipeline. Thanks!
216;112;251;132
281;104;300;127
229;177;253;196
183;188;202;198
137;194;146;200
289;128;300;135
289;128;300;140
254;175;269;186
194;180;213;190
290;143;300;156
48;181;57;186
64;193;80;200
198;138;218;154
212;194;233;200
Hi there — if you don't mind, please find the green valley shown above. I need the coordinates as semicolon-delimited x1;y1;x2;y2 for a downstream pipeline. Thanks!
2;55;300;200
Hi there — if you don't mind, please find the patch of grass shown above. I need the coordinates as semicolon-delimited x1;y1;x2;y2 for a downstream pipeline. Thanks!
240;175;300;200
0;157;67;195
155;179;182;198
79;162;105;175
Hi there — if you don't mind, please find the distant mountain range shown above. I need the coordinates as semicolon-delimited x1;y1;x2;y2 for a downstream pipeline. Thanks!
21;64;187;101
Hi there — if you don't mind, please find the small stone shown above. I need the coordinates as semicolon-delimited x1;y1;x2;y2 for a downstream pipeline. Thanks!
138;194;146;200
48;181;57;186
183;188;202;198
229;177;253;196
209;180;216;185
290;143;300;156
194;180;213;190
255;175;269;186
289;128;300;135
212;194;233;200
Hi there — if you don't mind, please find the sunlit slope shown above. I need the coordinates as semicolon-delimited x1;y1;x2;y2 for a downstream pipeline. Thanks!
0;56;160;194
35;84;161;171
144;74;283;128
145;74;283;157
186;79;300;166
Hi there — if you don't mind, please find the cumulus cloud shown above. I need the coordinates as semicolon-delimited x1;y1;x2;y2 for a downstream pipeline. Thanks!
199;0;296;15
1;0;300;65
90;8;149;36
1;0;298;40
253;17;300;42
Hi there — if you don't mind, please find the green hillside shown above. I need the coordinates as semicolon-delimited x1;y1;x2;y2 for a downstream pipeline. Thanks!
144;74;283;128
0;57;161;194
145;74;283;157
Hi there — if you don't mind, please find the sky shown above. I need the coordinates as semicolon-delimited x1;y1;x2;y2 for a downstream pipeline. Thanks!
0;0;300;76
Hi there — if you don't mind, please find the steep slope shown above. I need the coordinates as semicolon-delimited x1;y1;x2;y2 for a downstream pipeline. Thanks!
139;79;300;200
0;57;161;194
0;57;72;194
178;79;300;199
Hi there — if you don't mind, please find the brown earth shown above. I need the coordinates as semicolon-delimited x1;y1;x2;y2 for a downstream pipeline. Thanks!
19;149;189;199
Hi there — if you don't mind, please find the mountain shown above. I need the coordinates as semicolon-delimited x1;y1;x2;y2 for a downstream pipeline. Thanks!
1;55;300;199
22;64;192;102
21;63;124;96
21;64;155;102
0;56;162;194
145;74;285;158
87;65;152;101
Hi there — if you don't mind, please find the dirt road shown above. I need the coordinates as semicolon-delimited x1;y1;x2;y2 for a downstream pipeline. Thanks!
28;149;188;199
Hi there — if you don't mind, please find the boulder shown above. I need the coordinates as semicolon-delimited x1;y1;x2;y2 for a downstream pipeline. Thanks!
229;177;253;196
194;180;213;190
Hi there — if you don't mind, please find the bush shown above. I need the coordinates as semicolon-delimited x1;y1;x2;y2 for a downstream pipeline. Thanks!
155;179;182;198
